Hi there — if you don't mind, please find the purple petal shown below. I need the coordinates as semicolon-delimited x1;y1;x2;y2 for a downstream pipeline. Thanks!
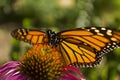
0;61;20;72
61;66;86;80
3;71;27;80
0;61;27;80
65;66;85;79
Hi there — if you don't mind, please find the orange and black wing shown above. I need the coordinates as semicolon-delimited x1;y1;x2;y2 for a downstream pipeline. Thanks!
57;27;120;67
11;28;47;44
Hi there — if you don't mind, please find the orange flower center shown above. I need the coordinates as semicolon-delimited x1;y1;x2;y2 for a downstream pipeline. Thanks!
19;44;65;80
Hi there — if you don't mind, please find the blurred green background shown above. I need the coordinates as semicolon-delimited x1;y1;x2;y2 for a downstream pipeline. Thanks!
0;0;120;80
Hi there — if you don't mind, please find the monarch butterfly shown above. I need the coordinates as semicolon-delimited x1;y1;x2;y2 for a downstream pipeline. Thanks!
11;27;120;67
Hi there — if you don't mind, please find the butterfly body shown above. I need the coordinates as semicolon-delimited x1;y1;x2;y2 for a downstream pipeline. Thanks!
11;27;120;67
46;30;61;47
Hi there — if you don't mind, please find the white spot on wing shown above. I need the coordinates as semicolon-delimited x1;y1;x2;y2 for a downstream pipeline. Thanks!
106;30;112;36
97;33;104;36
101;27;106;30
111;37;117;41
91;27;96;29
95;29;100;33
107;29;112;33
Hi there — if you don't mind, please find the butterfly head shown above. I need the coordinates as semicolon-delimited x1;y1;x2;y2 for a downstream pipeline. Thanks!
46;30;60;47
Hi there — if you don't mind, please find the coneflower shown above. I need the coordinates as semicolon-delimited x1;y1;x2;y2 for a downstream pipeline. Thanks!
0;44;85;80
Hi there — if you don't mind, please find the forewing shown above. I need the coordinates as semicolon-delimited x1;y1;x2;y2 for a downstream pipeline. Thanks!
11;28;47;44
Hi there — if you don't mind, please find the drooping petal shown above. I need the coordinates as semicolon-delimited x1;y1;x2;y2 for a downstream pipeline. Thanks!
0;61;20;72
61;65;86;80
0;61;27;80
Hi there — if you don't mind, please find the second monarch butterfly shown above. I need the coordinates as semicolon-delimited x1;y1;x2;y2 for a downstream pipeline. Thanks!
11;27;120;67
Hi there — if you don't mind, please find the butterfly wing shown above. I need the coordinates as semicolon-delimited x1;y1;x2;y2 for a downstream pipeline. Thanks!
57;27;120;67
11;28;47;44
